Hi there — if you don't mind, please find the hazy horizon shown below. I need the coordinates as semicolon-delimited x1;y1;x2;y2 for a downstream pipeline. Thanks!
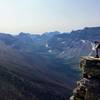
0;26;100;35
0;0;100;34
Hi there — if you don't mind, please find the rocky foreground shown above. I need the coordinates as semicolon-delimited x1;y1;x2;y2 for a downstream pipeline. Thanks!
70;56;100;100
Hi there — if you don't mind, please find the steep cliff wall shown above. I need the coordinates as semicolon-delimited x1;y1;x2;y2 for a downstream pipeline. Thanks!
70;56;100;100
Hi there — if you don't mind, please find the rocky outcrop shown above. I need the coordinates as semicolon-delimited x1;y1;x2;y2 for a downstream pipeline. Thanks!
70;56;100;100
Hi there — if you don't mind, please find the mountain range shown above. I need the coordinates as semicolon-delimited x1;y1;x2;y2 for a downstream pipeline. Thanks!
0;27;100;100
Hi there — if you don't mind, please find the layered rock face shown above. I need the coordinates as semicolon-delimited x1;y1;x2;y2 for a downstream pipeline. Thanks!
70;56;100;100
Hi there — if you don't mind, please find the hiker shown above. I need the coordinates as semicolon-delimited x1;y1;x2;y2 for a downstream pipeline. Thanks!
95;41;100;58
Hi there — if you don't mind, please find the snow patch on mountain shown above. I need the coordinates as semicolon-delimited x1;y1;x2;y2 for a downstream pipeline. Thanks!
45;42;49;48
81;40;86;43
61;41;66;44
48;50;52;53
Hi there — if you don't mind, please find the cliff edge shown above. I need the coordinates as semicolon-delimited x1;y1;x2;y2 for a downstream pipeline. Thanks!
70;56;100;100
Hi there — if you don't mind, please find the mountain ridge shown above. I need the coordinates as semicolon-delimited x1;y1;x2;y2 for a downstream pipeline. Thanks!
0;26;100;100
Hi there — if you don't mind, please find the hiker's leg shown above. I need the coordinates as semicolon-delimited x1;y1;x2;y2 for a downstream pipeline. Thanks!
96;48;99;58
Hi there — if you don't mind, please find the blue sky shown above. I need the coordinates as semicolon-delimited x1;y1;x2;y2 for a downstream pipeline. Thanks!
0;0;100;34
